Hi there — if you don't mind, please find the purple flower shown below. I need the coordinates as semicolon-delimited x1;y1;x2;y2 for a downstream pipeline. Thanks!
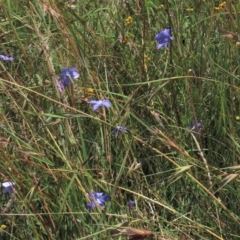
61;68;79;78
2;182;15;194
57;67;80;93
88;100;112;111
155;28;173;50
112;126;127;135
86;192;110;210
188;119;202;134
0;55;14;61
128;199;135;208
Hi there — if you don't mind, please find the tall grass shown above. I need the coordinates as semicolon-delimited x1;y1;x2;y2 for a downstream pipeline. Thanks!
0;0;240;239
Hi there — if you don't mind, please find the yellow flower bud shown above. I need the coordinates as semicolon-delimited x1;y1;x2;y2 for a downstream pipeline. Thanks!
125;16;132;26
0;225;7;230
186;8;194;12
219;2;226;8
85;88;94;94
158;4;164;10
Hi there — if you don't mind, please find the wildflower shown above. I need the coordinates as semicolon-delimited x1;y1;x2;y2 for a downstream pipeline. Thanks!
118;33;130;45
158;4;164;10
214;2;226;11
0;225;6;230
219;1;226;8
61;68;80;82
57;67;80;93
85;88;94;94
2;182;15;194
128;199;136;208
86;191;110;210
0;55;14;61
88;99;112;111
143;54;151;72
188;119;202;134
112;126;127;135
186;8;194;12
122;35;129;45
155;28;173;50
144;54;151;62
125;16;132;26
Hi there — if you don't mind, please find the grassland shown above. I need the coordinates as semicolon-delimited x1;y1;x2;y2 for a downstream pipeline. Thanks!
0;0;240;239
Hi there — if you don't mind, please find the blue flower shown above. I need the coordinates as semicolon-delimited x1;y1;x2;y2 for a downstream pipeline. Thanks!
188;119;202;134
112;126;127;135
2;182;15;194
128;199;136;208
86;192;110;210
0;55;14;61
155;28;173;50
61;68;80;83
88;100;112;111
57;67;80;93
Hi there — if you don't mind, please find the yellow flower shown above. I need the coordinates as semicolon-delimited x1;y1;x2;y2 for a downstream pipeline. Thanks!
236;42;240;46
158;4;164;10
219;1;226;8
144;54;151;62
0;225;7;230
186;8;194;12
143;55;151;73
122;35;129;44
215;2;226;11
125;16;132;26
84;88;94;94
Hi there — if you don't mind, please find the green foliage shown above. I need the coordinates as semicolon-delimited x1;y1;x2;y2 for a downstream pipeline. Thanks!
0;0;240;239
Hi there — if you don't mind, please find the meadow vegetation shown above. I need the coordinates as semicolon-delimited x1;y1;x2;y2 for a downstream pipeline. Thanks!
0;0;240;239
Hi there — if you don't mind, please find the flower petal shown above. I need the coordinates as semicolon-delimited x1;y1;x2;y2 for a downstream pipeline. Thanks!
86;202;96;210
0;55;14;61
58;75;72;86
118;126;127;132
102;100;112;108
2;182;15;188
112;126;127;135
61;67;80;79
157;43;168;49
93;192;104;198
61;68;69;75
102;194;110;202
92;102;102;111
87;191;110;210
88;100;99;105
56;80;65;93
72;71;80;79
128;200;136;208
2;182;15;194
155;28;172;50
69;68;80;79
